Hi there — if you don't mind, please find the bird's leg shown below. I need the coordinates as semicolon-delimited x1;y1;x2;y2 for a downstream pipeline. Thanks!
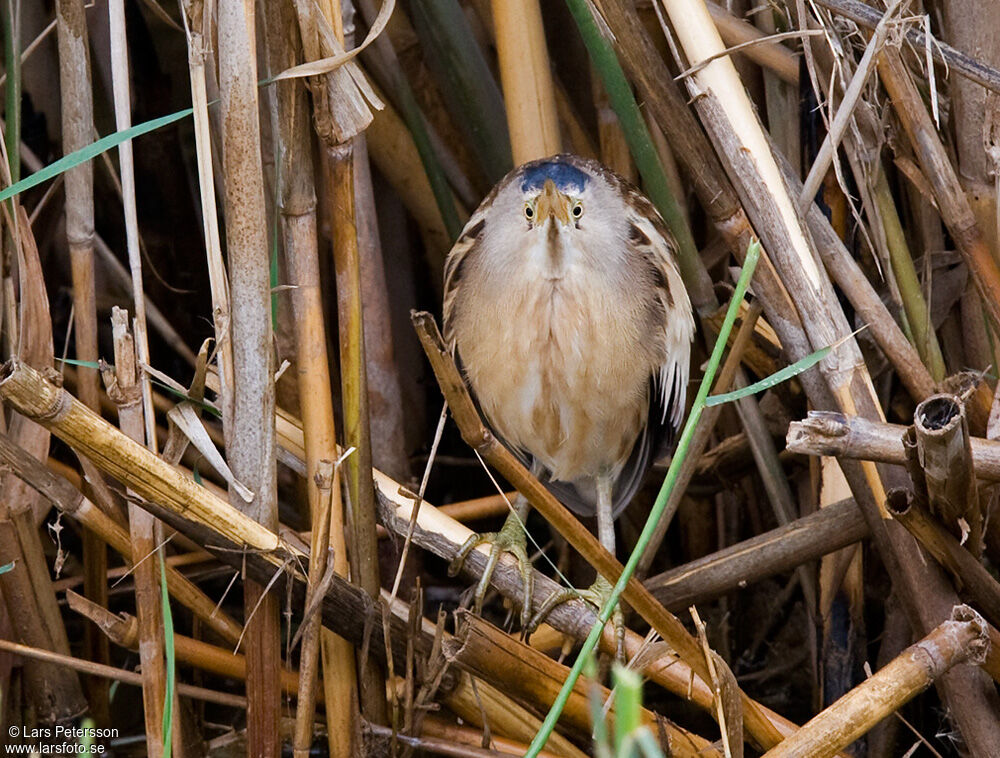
447;468;541;630
529;474;627;659
589;474;627;659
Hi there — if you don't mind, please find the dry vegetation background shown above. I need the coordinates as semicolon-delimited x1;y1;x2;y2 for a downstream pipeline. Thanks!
0;0;999;756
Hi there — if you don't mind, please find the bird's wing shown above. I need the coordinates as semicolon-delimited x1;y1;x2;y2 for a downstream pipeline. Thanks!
603;193;695;516
625;191;696;440
442;205;491;347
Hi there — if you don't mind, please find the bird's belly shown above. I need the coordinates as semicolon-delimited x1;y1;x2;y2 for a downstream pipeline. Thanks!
458;276;651;483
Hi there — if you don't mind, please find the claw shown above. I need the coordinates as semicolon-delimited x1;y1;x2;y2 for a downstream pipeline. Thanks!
529;574;627;660
447;510;534;630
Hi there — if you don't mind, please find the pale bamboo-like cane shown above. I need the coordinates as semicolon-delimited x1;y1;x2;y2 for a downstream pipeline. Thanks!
491;0;561;162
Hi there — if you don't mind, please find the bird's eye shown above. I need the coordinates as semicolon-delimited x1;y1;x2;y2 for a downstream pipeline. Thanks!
572;201;583;219
524;202;535;220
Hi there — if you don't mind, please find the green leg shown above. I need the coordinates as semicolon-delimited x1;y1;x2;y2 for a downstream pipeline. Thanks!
448;494;534;629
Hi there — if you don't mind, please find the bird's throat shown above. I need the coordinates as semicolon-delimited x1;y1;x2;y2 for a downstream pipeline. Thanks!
545;220;564;271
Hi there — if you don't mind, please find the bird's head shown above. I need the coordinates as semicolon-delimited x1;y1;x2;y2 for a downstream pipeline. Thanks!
518;157;590;230
456;154;651;280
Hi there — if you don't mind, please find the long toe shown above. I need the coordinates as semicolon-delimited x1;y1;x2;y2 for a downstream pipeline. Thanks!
450;511;534;628
534;576;627;661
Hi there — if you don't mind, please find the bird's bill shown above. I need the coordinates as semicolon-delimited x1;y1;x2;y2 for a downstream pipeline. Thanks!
535;179;571;224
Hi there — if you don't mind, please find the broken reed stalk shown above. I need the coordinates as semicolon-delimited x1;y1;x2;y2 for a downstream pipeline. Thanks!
0;639;246;710
887;491;1000;631
911;394;982;556
179;0;233;429
106;0;156;451
445;612;719;758
786;411;1000;480
411;312;787;751
56;0;109;718
206;3;284;750
261;1;358;752
491;0;561;162
645;497;866;609
0;432;243;645
761;606;990;758
107;309;164;755
65;591;303;701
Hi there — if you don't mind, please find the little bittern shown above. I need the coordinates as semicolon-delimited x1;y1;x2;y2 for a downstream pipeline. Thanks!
442;154;694;645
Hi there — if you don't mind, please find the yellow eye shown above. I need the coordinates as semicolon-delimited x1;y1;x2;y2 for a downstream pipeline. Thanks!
572;201;583;219
524;202;535;220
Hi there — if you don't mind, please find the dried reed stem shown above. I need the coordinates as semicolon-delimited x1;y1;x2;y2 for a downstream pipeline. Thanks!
261;0;358;750
0;212;86;725
106;0;156;450
645;497;865;609
787;411;1000;480
912;394;982;556
491;0;561;162
887;491;1000;631
217;1;282;750
56;0;108;718
65;591;301;700
108;309;164;755
0;639;246;709
328;139;387;724
180;0;233;429
445;612;719;757
293;462;334;756
761;606;989;758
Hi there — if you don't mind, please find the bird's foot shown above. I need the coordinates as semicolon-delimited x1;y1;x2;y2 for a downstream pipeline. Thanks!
530;574;626;660
447;510;534;629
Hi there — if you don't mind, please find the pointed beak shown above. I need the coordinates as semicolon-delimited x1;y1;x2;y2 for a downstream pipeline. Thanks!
535;179;571;225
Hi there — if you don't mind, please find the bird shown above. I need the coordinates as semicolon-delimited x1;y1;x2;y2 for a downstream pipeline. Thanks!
441;154;694;646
